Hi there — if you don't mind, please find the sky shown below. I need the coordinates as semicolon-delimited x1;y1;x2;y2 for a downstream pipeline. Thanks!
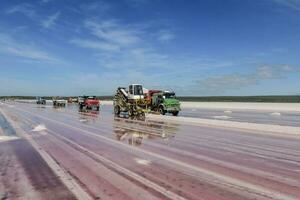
0;0;299;96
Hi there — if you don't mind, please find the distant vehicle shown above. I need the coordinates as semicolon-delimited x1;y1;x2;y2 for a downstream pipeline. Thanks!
52;97;67;107
78;96;100;111
36;97;46;105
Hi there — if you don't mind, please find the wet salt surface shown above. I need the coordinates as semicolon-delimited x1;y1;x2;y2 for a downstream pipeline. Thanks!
98;104;300;127
0;113;16;135
3;101;300;200
179;108;300;127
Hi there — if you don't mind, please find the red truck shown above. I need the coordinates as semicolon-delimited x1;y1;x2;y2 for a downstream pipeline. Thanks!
78;96;100;111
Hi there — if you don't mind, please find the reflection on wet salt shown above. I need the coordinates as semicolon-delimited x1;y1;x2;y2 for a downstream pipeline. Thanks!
224;110;232;114
0;135;20;142
113;117;177;146
134;158;152;166
32;124;47;132
78;109;100;123
0;113;17;136
270;112;281;117
212;115;232;120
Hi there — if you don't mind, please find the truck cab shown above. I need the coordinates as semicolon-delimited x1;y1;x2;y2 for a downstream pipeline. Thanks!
79;96;100;111
128;84;144;100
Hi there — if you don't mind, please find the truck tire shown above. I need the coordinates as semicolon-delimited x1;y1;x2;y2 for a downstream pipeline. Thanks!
114;106;120;115
128;108;133;117
79;104;83;110
172;111;179;116
138;112;145;121
159;106;166;115
96;106;100;111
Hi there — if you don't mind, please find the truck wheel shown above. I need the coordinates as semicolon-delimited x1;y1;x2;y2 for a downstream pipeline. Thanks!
114;106;120;115
172;111;179;116
96;106;100;111
138;112;145;121
159;106;166;115
128;108;133;117
79;104;83;110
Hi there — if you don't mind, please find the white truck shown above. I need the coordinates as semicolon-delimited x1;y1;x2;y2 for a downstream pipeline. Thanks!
52;97;67;107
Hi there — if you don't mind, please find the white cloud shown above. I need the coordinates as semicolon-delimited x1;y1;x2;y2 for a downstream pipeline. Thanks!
80;1;111;12
85;20;141;46
72;19;239;72
126;0;148;7
194;64;297;94
96;48;169;69
42;11;60;28
0;33;61;63
273;0;300;11
157;30;175;42
73;19;178;70
6;3;36;19
70;38;120;51
41;0;52;3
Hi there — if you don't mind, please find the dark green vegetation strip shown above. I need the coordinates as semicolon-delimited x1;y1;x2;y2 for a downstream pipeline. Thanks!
1;95;300;103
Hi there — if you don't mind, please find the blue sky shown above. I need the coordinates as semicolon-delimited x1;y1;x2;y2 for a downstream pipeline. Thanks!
0;0;299;96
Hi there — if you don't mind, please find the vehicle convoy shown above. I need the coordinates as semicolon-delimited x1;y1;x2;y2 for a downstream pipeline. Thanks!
145;90;181;116
78;96;100;111
36;97;46;105
113;84;146;120
114;84;181;118
52;97;67;107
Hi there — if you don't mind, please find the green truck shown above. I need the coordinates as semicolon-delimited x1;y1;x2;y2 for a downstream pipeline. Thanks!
147;90;181;116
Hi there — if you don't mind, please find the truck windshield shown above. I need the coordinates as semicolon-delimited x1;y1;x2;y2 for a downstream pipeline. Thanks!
164;93;175;99
134;85;143;95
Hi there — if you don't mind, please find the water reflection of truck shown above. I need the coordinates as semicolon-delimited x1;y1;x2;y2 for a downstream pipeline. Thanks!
113;117;178;146
78;109;99;123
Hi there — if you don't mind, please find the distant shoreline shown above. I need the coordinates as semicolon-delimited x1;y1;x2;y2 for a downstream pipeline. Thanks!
1;95;300;103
